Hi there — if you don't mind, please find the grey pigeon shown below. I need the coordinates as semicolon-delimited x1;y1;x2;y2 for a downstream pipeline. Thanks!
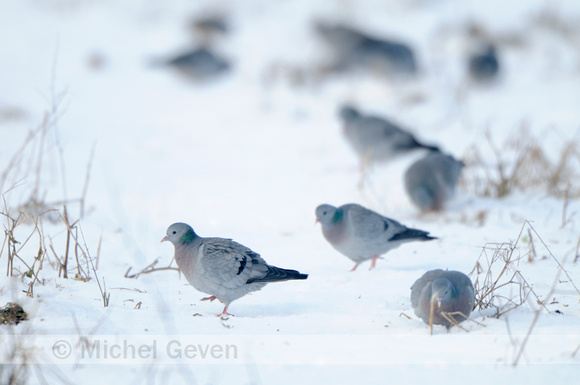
339;105;439;166
162;223;308;317
315;203;436;271
153;47;231;81
410;269;475;330
404;151;464;212
190;14;230;37
468;44;499;82
315;22;417;76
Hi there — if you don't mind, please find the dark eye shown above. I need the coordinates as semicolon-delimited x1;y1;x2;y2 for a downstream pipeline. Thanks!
172;231;177;234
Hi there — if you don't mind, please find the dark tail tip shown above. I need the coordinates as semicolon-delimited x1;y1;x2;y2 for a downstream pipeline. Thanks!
282;269;308;281
284;268;309;280
248;267;309;283
423;143;440;152
294;272;309;280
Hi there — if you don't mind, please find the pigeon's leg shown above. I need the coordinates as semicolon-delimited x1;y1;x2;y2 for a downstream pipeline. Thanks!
350;263;360;272
217;305;234;318
357;150;375;189
357;161;369;190
369;255;384;270
201;296;218;302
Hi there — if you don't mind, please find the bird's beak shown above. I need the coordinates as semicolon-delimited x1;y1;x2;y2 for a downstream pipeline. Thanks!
314;218;320;225
160;236;168;243
431;293;442;308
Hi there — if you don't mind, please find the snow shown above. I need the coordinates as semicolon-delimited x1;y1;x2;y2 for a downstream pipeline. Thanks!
1;0;580;383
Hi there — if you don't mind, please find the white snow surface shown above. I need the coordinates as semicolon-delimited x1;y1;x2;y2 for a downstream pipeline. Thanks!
1;0;580;383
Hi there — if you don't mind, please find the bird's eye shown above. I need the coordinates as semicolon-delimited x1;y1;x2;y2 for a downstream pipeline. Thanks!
172;231;176;234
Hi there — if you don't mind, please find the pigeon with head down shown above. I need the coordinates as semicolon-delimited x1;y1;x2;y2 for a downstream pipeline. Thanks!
404;151;464;212
410;269;475;331
162;222;308;317
315;203;436;271
152;47;231;81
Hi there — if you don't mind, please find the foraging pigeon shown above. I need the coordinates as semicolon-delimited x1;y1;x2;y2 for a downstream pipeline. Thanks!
153;47;231;81
339;105;439;166
410;269;475;330
315;22;417;76
315;203;436;271
404;151;464;212
468;44;499;82
161;223;308;317
190;14;230;37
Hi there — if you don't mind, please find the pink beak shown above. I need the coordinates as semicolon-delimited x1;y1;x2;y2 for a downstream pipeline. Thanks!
314;218;320;225
160;236;168;243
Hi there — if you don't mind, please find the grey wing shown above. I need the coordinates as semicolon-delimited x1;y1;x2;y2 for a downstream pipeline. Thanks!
347;118;387;147
387;214;435;242
447;271;475;304
346;204;394;240
366;117;417;148
201;239;269;290
364;117;402;142
442;156;464;185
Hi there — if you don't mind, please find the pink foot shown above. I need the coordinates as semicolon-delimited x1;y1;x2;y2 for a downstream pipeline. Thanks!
201;296;218;302
217;306;234;318
350;263;360;272
369;255;384;270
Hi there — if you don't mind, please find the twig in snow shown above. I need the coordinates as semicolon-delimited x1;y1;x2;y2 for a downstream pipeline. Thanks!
125;258;180;279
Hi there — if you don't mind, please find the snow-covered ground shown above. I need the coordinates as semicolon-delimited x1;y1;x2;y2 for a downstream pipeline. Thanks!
1;0;580;383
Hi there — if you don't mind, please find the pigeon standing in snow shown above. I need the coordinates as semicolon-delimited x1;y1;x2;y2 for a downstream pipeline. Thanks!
152;47;231;81
404;151;464;212
315;203;436;271
162;222;308;317
339;105;439;168
315;22;417;76
189;14;230;40
410;269;475;331
468;44;499;82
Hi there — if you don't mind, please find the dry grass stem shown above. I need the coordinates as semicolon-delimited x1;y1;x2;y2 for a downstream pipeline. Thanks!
527;224;579;295
1;100;99;312
398;312;411;320
440;311;469;332
572;343;580;358
469;221;576;317
461;126;580;199
78;225;109;307
512;259;563;366
125;258;180;279
468;220;579;363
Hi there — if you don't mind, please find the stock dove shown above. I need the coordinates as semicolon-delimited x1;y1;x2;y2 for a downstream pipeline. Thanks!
404;151;464;212
154;47;231;80
469;44;499;82
315;203;436;271
315;22;417;76
162;223;308;317
410;269;475;329
339;105;439;166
